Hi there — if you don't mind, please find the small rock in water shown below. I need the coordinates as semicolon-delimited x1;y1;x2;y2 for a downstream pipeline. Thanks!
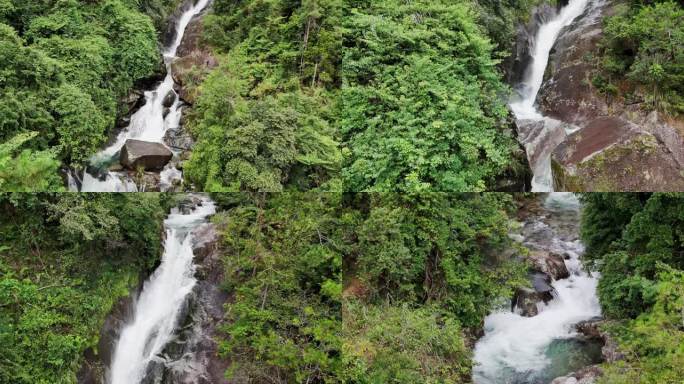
162;107;171;118
162;90;177;108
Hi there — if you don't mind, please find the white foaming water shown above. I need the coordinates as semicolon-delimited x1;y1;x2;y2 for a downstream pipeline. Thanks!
510;0;591;192
109;197;215;384
76;0;210;192
473;193;601;384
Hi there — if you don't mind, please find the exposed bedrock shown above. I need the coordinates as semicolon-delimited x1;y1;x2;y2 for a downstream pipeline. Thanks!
512;272;556;317
527;250;570;280
170;8;218;105
493;115;534;192
536;0;684;190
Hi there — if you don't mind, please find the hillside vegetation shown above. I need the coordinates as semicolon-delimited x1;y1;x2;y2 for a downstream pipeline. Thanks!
581;193;684;383
596;0;684;114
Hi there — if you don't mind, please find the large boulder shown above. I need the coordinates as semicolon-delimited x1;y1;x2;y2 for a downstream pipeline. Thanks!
528;250;570;280
512;272;555;317
120;139;173;171
516;118;569;178
551;117;684;191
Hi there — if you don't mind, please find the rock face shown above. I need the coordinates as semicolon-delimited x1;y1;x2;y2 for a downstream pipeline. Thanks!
535;0;684;190
77;278;144;384
170;11;218;105
120;139;174;171
516;118;569;175
164;127;194;151
506;3;561;85
148;221;230;384
552;117;684;191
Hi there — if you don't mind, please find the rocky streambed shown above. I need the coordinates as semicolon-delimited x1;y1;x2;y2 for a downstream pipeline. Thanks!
473;193;622;384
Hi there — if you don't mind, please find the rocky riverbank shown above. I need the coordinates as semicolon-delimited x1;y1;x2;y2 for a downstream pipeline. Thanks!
530;0;684;190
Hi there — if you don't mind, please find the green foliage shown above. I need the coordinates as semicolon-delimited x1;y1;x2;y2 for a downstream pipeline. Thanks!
0;193;168;383
342;302;471;383
187;0;342;191
216;193;344;382
600;1;684;114
0;131;63;191
582;193;684;383
598;265;684;384
582;193;684;319
341;0;524;191
352;193;526;327
579;193;649;262
342;193;527;382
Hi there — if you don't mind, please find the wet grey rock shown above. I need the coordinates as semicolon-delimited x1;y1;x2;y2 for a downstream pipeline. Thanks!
163;90;177;108
574;319;625;363
511;286;554;317
141;359;166;384
506;4;558;84
120;139;174;171
516;118;569;179
162;0;196;48
528;250;570;280
164;128;194;151
122;90;146;118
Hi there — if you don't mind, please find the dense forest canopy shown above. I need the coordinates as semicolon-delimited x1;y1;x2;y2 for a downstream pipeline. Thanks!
597;0;684;114
581;193;684;383
341;193;528;382
340;0;531;192
184;0;343;192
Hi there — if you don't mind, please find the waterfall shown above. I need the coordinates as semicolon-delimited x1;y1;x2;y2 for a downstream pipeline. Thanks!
108;197;215;384
76;0;211;192
511;0;591;192
472;193;602;384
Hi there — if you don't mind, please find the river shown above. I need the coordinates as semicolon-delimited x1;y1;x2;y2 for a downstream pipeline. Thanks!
108;196;215;384
473;193;602;383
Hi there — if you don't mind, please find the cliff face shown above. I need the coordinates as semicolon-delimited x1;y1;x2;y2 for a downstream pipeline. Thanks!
536;0;684;191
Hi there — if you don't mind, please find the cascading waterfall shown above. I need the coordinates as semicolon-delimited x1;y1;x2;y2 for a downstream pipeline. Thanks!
472;193;602;384
510;0;591;192
75;0;210;192
108;197;215;384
